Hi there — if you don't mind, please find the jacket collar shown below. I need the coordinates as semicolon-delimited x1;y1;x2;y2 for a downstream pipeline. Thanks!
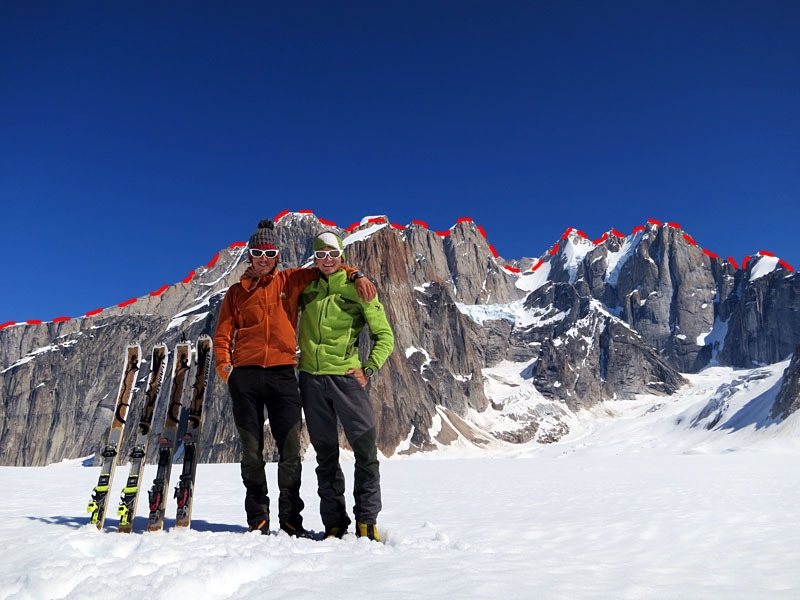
241;268;276;292
318;268;346;282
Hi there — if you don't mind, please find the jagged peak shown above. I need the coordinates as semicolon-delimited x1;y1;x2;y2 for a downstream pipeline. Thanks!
526;218;794;281
746;252;794;282
2;211;795;329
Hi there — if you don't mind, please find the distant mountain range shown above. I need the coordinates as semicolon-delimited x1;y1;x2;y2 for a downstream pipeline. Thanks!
1;212;798;466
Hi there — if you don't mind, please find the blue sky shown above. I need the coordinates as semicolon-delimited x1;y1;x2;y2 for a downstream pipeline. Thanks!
1;1;798;324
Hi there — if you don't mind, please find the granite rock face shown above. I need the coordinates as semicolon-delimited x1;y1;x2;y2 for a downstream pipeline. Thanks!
1;214;798;466
538;223;798;371
772;346;800;420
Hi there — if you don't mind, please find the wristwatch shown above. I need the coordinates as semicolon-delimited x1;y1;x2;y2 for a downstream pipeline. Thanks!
363;367;375;378
351;270;365;280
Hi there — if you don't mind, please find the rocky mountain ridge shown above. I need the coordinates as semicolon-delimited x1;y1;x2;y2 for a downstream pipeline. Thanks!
1;213;798;466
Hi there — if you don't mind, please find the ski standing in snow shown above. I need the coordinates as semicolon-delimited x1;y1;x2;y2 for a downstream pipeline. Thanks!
117;344;168;533
86;344;140;530
174;335;213;528
147;341;192;532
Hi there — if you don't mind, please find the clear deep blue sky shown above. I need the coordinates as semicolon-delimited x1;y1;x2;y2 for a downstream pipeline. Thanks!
1;1;798;324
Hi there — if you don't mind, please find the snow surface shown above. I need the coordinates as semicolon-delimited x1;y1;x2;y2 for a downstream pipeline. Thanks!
343;221;389;245
1;337;81;374
2;363;800;599
696;316;729;357
749;255;780;281
605;231;641;286
562;235;594;283
516;260;551;293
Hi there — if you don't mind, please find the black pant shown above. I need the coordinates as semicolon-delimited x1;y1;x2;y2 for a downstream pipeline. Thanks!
228;365;304;527
299;371;381;528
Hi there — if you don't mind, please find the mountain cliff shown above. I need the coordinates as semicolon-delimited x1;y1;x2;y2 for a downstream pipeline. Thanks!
1;213;798;466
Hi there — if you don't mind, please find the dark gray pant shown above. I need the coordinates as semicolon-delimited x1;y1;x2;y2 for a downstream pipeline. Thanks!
299;372;381;527
228;365;305;528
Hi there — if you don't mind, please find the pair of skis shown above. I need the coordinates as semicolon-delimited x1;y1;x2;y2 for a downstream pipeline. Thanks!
86;335;213;532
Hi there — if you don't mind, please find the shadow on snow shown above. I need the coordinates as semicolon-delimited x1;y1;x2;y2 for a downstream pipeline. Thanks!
26;514;248;534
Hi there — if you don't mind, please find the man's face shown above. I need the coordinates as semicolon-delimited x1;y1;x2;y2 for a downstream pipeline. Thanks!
314;246;342;276
248;248;279;277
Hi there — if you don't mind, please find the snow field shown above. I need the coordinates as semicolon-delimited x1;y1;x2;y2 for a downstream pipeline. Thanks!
3;362;800;599
1;451;798;600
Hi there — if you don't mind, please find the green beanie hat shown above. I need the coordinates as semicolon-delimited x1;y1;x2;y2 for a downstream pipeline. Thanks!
314;231;345;258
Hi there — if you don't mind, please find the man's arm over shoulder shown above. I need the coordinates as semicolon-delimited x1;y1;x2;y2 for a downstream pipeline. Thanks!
284;263;376;301
341;264;376;301
282;266;320;290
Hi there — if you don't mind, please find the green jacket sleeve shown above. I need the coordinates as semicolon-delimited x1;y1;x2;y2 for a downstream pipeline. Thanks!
361;295;395;373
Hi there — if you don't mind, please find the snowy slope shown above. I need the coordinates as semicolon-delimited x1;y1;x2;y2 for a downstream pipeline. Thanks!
2;363;799;600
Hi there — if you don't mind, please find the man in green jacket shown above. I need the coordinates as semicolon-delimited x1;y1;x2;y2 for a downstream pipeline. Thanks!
298;231;395;542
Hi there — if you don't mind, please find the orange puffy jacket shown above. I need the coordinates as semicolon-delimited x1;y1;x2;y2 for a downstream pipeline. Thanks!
213;266;358;382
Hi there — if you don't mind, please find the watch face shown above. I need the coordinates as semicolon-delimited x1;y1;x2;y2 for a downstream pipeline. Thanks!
364;367;374;377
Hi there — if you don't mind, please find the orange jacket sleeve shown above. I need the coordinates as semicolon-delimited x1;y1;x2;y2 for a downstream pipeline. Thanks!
213;285;238;382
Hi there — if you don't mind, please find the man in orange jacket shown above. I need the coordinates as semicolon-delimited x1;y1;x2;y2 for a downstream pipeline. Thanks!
213;218;375;537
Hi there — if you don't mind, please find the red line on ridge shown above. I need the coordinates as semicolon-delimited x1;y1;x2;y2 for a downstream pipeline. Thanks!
298;209;313;214
11;215;786;327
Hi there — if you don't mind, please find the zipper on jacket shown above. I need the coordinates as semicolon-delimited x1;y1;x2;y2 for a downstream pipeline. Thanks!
312;281;326;375
262;277;271;367
315;275;343;375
